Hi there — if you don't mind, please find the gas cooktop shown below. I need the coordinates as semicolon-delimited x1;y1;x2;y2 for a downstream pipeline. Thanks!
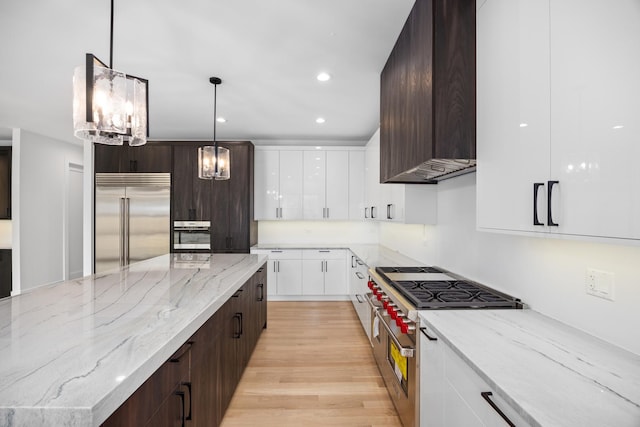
375;266;522;310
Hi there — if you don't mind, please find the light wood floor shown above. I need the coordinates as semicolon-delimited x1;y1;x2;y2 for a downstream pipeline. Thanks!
220;301;402;427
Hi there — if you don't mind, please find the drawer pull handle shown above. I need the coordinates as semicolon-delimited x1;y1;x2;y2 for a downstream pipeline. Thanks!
355;294;364;303
481;392;515;427
419;327;437;341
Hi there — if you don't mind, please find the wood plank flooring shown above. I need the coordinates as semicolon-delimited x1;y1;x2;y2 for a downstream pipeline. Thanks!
220;301;402;427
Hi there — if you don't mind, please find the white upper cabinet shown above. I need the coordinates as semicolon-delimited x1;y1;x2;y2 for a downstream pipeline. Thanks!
365;129;437;224
477;0;640;242
303;151;350;220
476;0;551;234
325;151;349;220
348;151;365;220
256;147;362;221
549;0;640;240
254;150;303;220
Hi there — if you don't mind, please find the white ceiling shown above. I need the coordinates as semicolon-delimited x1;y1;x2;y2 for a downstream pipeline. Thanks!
0;0;414;146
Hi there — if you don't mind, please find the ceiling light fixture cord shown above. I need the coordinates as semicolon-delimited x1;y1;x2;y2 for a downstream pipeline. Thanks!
214;81;218;175
109;0;114;69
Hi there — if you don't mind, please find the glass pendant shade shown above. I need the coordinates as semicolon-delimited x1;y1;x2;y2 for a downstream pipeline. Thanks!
198;146;230;180
73;54;148;146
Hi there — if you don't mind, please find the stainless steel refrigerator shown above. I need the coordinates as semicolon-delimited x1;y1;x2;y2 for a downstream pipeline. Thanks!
95;173;170;273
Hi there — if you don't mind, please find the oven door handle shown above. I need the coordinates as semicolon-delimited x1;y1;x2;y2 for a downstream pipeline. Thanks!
375;310;415;358
365;293;381;311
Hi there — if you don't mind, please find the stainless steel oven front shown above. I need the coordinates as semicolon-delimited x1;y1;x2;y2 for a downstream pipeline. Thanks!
369;293;418;427
173;220;211;251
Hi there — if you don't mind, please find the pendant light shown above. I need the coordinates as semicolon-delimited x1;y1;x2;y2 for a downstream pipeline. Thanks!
198;77;230;180
72;0;149;146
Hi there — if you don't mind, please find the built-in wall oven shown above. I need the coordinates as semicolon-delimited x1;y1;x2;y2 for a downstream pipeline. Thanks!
173;221;211;251
368;266;523;427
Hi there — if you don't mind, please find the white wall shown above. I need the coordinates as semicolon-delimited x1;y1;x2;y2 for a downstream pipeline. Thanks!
12;129;83;292
258;221;379;245
379;173;640;355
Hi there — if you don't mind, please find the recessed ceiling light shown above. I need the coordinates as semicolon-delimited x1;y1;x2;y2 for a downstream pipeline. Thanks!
216;117;226;123
316;72;331;82
316;117;326;124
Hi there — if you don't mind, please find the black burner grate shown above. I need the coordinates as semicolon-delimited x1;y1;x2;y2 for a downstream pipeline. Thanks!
377;266;445;274
391;279;520;309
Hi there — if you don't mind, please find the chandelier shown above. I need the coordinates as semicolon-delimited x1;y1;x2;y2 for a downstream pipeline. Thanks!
72;0;149;146
198;77;230;180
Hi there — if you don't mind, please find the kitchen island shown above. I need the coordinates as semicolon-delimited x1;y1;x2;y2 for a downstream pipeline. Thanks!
0;252;267;426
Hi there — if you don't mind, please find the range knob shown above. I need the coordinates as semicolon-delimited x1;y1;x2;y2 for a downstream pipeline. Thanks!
386;303;397;317
367;280;374;290
395;313;406;327
400;321;416;335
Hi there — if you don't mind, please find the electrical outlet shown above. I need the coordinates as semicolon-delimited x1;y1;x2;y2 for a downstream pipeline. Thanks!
585;268;615;301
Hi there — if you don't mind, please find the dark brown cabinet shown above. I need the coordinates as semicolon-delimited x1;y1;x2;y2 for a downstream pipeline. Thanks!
211;142;257;253
380;0;476;183
172;145;212;222
0;250;11;299
94;143;172;173
103;265;267;427
102;341;192;427
0;148;11;219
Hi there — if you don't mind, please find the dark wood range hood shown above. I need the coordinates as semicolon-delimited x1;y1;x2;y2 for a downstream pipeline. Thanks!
380;0;476;183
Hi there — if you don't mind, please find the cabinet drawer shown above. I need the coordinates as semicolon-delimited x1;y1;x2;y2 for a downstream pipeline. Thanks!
302;249;346;260
259;249;302;259
444;344;529;427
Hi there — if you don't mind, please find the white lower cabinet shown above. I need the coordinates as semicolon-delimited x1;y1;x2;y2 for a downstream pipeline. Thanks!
301;250;347;295
420;325;529;427
349;253;371;341
252;250;303;296
251;248;348;298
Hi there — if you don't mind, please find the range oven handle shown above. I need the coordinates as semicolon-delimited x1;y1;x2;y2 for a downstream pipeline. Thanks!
365;293;381;311
375;310;415;358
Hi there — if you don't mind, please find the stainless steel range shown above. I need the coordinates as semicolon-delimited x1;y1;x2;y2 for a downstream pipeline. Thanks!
367;266;522;427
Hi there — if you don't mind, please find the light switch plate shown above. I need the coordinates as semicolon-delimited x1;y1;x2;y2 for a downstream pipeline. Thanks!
585;268;615;301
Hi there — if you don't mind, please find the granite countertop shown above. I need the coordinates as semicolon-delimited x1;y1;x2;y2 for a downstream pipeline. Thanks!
251;243;422;269
0;252;267;427
419;310;640;427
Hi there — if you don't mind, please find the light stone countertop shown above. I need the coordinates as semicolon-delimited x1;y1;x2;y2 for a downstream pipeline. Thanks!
0;252;267;427
251;243;422;269
419;309;640;427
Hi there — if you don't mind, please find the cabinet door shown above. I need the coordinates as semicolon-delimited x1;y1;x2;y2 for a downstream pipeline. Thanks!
266;259;277;296
254;150;279;220
476;0;551;233
365;130;382;220
94;144;125;173
0;148;11;219
279;151;303;220
325;151;349;220
143;387;187;427
275;259;302;295
173;146;212;221
323;259;347;295
419;326;445;427
227;144;253;251
303;151;326;220
211;177;230;252
190;312;222;427
549;0;640;240
0;250;10;305
348;151;365;220
301;260;325;295
131;144;172;173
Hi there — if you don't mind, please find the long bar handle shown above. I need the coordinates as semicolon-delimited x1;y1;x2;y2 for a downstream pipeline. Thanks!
375;310;414;357
124;198;130;265
533;183;544;226
547;180;559;226
481;392;515;427
119;198;125;267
